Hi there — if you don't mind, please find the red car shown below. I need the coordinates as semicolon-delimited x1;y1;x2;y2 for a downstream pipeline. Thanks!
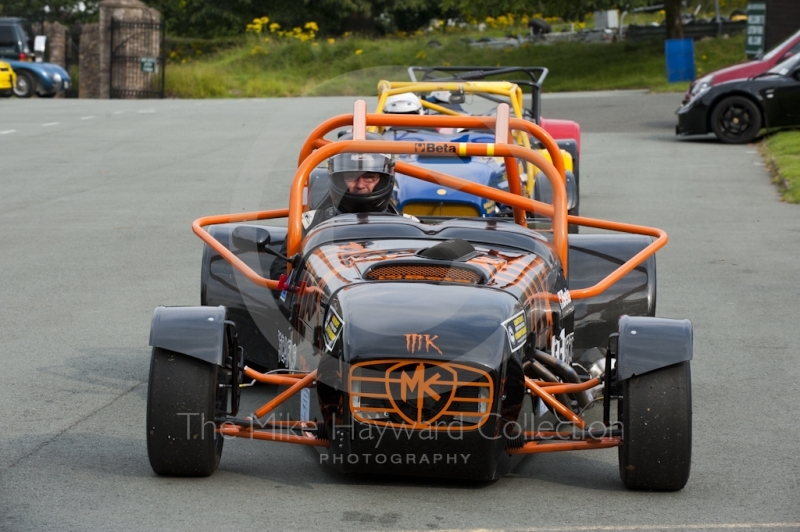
684;28;800;104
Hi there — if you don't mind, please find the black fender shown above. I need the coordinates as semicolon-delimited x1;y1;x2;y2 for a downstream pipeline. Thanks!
149;306;228;365
568;234;656;355
533;170;578;212
617;315;693;380
200;223;288;370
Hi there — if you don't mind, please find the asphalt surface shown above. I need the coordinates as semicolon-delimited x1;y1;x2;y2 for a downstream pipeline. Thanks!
1;92;799;532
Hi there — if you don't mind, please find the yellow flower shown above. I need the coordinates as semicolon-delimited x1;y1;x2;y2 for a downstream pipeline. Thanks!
327;37;336;44
312;42;319;46
269;22;280;32
354;49;363;55
304;21;319;32
264;37;270;42
343;31;352;38
258;17;269;24
702;55;707;60
415;50;427;59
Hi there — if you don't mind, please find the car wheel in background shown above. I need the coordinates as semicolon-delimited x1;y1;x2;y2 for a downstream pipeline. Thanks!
13;71;36;98
710;96;762;144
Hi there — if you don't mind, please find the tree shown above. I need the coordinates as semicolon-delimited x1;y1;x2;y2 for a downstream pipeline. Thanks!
664;0;683;39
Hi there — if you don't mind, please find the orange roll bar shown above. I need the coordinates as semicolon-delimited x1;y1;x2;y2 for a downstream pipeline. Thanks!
296;113;567;185
288;139;569;272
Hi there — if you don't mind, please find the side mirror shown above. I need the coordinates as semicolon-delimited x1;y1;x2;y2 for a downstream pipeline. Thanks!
231;225;271;252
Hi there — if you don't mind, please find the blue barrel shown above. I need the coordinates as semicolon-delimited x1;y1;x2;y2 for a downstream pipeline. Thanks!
665;38;695;83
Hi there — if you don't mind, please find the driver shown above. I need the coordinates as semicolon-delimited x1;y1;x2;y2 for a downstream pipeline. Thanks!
270;148;396;280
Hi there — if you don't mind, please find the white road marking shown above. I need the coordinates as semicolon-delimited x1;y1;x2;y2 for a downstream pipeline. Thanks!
113;111;124;115
43;122;59;127
137;109;155;113
0;130;15;135
81;116;95;120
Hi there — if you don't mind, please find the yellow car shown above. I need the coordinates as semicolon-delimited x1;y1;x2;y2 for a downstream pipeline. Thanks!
371;71;580;228
0;61;15;97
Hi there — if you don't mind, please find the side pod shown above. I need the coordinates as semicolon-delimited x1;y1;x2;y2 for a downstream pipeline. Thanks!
568;234;656;356
616;315;693;380
149;306;228;365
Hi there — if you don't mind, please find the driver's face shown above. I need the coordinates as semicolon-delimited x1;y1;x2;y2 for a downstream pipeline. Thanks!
343;171;381;194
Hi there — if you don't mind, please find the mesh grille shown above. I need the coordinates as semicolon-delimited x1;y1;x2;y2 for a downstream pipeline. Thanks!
402;202;480;217
350;360;493;431
366;264;480;284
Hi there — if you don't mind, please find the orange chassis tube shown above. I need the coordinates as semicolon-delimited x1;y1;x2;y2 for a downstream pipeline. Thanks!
195;104;664;453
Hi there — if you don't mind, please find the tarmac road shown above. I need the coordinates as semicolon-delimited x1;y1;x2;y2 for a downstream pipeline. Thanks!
0;92;798;532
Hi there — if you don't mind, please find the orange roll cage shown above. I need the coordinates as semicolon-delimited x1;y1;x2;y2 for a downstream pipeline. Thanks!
194;100;669;453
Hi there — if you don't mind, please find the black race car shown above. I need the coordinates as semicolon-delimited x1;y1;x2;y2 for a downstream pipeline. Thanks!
676;53;800;144
146;104;693;489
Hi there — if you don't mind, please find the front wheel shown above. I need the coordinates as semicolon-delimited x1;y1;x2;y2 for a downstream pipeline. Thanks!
618;361;692;490
13;71;36;98
146;347;224;476
710;96;762;144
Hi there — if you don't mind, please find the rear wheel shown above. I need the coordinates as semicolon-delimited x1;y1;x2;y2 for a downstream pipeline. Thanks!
13;71;35;98
146;347;224;476
618;361;692;490
710;96;762;144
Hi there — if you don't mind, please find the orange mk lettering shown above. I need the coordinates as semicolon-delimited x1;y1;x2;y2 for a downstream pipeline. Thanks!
400;364;442;402
405;334;443;355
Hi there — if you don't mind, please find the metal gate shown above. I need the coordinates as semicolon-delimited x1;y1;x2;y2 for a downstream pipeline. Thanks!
110;19;165;99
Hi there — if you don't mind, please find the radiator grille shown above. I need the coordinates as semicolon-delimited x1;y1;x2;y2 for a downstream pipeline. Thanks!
349;360;493;431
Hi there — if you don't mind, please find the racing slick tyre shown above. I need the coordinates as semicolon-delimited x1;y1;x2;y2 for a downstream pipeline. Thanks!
146;347;224;476
13;71;35;98
710;96;762;144
618;361;691;491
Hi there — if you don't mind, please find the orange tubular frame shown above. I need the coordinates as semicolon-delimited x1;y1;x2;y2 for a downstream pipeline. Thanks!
193;103;667;298
216;368;329;447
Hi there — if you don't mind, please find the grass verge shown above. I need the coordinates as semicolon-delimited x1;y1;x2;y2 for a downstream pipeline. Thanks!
165;33;747;98
761;131;800;203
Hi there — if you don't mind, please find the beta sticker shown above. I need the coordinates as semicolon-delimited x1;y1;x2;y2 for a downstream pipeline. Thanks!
323;307;344;351
502;311;528;352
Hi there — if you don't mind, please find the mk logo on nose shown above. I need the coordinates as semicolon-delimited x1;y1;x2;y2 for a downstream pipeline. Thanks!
400;363;442;402
405;333;443;355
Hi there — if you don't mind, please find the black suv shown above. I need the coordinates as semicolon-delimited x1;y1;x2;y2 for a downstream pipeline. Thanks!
0;17;32;61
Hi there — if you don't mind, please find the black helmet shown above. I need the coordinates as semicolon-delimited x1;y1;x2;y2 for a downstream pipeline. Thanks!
328;133;395;213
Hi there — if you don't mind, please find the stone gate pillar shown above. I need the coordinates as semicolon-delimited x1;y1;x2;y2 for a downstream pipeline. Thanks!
80;0;160;98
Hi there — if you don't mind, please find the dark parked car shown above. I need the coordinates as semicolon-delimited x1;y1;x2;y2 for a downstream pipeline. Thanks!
683;28;800;105
0;17;71;97
676;53;800;144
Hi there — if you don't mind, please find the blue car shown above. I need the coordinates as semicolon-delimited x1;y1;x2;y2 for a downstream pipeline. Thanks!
387;129;578;224
0;17;71;97
4;59;71;98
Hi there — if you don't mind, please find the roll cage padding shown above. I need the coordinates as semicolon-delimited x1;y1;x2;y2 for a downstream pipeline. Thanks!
616;315;693;380
149;306;228;365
